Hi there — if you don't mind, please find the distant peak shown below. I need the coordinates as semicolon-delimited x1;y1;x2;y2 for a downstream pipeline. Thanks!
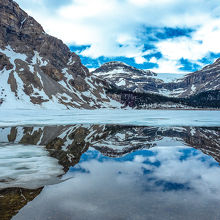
102;61;129;66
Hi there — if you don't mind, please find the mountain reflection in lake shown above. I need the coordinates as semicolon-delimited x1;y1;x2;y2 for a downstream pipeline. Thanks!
0;125;220;220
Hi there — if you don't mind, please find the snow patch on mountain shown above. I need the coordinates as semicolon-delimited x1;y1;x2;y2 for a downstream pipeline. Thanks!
0;45;122;109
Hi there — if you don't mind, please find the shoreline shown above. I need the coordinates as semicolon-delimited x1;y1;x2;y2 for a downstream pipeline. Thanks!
141;108;220;111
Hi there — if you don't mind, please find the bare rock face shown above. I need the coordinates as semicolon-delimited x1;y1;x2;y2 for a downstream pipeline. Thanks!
0;0;121;109
164;59;220;97
92;61;188;97
93;61;220;98
92;61;161;93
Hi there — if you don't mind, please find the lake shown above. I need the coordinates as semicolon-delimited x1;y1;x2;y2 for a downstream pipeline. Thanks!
0;110;220;219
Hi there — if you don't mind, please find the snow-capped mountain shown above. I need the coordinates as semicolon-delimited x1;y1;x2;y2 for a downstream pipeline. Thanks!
164;58;220;97
92;61;163;93
92;61;220;98
0;0;121;109
0;0;219;110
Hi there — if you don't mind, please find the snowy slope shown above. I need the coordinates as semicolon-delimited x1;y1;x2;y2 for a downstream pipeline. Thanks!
92;61;220;98
92;61;162;93
0;0;122;110
92;62;186;96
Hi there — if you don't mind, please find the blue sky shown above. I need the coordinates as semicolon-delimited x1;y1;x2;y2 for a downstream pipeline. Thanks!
16;0;220;73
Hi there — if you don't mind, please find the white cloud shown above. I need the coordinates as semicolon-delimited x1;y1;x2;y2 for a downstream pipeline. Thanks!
157;19;220;61
149;57;157;63
15;0;220;72
134;56;147;64
151;58;185;73
153;18;220;72
133;155;146;163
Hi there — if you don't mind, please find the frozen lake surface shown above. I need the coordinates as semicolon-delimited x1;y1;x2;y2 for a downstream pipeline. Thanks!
0;109;220;127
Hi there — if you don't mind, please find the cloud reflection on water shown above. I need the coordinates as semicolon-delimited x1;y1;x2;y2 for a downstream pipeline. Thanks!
14;145;220;220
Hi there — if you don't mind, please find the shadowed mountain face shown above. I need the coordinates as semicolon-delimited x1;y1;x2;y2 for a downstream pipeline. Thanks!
0;125;220;219
0;0;120;109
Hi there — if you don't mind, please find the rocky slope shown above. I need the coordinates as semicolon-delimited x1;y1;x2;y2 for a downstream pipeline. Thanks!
92;61;220;98
0;0;121;109
165;59;220;97
0;0;219;110
92;61;162;93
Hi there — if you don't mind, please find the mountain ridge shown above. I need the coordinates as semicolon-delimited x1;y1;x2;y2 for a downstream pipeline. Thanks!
0;0;121;109
92;60;220;99
0;0;219;110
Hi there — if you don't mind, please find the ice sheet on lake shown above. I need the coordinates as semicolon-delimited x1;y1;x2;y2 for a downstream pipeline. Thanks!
0;144;64;189
0;109;219;127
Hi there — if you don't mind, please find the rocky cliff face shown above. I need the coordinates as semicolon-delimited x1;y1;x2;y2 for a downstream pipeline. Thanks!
0;0;219;110
93;61;220;98
0;0;121;109
164;59;220;97
92;61;161;93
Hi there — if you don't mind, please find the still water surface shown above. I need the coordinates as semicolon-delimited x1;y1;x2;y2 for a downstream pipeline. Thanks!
0;125;220;220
